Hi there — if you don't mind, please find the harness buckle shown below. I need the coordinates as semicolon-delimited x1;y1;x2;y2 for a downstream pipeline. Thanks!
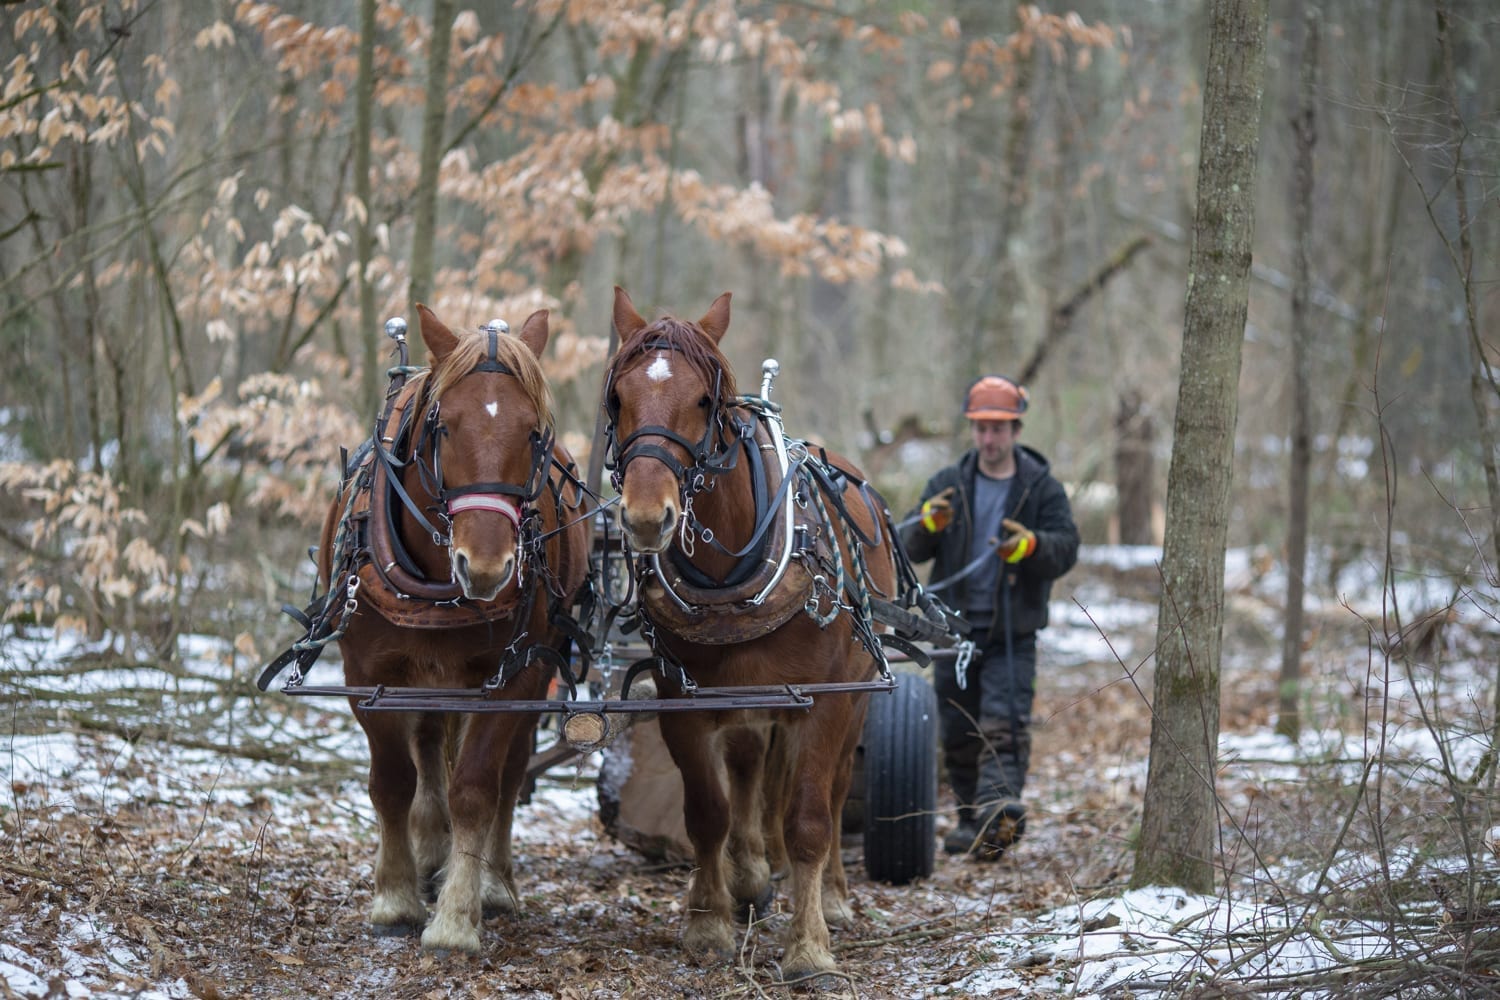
343;574;360;618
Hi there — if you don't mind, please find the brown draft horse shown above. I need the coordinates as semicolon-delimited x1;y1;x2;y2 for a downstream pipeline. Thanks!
320;305;589;953
604;286;897;980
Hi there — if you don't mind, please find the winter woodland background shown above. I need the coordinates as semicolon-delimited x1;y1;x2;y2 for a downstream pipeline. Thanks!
2;1;1499;997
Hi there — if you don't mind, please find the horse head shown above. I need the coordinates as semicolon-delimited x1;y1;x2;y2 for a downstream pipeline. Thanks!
413;304;553;601
604;286;736;553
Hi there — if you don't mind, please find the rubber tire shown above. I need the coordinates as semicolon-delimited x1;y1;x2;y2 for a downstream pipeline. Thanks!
862;669;938;884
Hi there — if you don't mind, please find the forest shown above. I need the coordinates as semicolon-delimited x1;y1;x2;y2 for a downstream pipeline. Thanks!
2;1;1498;997
2;0;1493;646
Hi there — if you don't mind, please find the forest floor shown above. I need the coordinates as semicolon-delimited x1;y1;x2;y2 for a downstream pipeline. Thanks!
2;549;1479;998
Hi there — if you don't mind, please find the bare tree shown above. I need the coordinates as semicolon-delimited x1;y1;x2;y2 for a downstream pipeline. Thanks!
1132;0;1270;893
1430;0;1500;581
1277;6;1320;743
407;0;457;346
353;0;379;416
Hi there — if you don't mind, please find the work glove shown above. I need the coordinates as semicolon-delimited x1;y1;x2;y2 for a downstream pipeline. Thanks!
997;518;1035;563
919;487;956;533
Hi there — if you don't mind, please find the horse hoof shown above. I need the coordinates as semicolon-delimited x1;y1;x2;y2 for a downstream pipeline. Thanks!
369;920;422;938
780;943;838;986
781;970;843;992
823;896;855;929
481;879;521;918
369;893;427;932
685;943;734;967
420;917;483;953
735;882;776;923
683;922;736;966
481;897;519;920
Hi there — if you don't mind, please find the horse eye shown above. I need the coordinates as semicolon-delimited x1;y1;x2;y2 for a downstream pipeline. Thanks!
608;392;621;413
698;395;711;409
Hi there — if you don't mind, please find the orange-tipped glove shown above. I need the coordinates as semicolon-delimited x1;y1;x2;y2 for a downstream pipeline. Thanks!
919;487;956;533
998;518;1036;563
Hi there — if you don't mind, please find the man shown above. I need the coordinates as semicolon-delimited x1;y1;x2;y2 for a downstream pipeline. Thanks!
900;374;1079;859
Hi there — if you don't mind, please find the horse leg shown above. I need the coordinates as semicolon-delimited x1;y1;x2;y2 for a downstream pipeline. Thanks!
410;712;452;896
360;709;428;932
721;723;773;920
422;716;496;954
659;711;736;963
761;723;792;882
480;715;537;916
821;698;866;929
778;703;849;980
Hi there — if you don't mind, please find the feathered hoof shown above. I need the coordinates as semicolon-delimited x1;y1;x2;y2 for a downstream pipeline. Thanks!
481;876;520;918
682;917;735;966
822;893;855;929
734;881;776;924
421;912;482;954
780;941;837;985
780;969;844;992
369;890;427;933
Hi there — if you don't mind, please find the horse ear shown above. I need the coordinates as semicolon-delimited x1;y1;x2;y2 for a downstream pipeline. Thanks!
697;292;731;345
612;286;647;341
516;309;549;358
416;304;459;364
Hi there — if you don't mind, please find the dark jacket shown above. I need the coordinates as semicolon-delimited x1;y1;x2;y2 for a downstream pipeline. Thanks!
900;445;1079;634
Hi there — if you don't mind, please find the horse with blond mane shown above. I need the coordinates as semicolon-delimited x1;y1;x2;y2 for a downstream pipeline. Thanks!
601;286;909;981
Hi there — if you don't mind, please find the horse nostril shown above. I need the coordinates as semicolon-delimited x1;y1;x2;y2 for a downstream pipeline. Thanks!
660;506;676;536
454;551;469;582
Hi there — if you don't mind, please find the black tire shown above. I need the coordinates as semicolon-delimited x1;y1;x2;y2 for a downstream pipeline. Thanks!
862;669;938;884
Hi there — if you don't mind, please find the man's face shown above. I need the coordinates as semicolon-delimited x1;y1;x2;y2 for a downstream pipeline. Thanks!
971;419;1020;467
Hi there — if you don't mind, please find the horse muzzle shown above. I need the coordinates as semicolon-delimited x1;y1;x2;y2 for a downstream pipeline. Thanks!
446;494;524;601
451;547;518;602
619;497;678;554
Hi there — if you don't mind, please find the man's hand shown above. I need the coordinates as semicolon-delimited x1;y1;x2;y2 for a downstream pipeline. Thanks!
920;487;956;533
998;518;1036;563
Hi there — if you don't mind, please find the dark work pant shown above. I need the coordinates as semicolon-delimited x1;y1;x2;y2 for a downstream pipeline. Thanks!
934;628;1037;822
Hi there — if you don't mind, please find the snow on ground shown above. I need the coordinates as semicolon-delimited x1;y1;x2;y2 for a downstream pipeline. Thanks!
3;544;1497;998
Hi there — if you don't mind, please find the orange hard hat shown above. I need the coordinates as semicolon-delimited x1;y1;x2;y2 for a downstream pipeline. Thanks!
964;375;1029;421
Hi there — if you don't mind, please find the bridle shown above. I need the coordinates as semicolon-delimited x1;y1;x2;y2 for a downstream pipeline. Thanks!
378;323;555;552
602;337;748;500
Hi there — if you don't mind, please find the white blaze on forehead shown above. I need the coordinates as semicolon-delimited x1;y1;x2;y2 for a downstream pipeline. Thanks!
646;353;672;382
485;401;499;417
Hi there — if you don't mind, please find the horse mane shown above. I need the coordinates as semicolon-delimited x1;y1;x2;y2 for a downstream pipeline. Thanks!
410;326;554;428
612;315;739;401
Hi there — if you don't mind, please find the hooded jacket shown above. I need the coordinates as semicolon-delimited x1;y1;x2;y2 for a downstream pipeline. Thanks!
900;444;1079;634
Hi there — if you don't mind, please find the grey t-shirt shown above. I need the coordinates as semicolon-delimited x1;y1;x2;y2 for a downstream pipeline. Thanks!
963;471;1012;625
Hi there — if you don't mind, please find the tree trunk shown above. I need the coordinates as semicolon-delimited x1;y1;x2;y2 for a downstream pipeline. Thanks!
1432;0;1500;599
1277;6;1319;743
973;7;1035;378
1132;0;1269;894
407;0;457;353
1432;0;1500;794
941;0;1018;433
354;0;379;417
1115;392;1156;545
